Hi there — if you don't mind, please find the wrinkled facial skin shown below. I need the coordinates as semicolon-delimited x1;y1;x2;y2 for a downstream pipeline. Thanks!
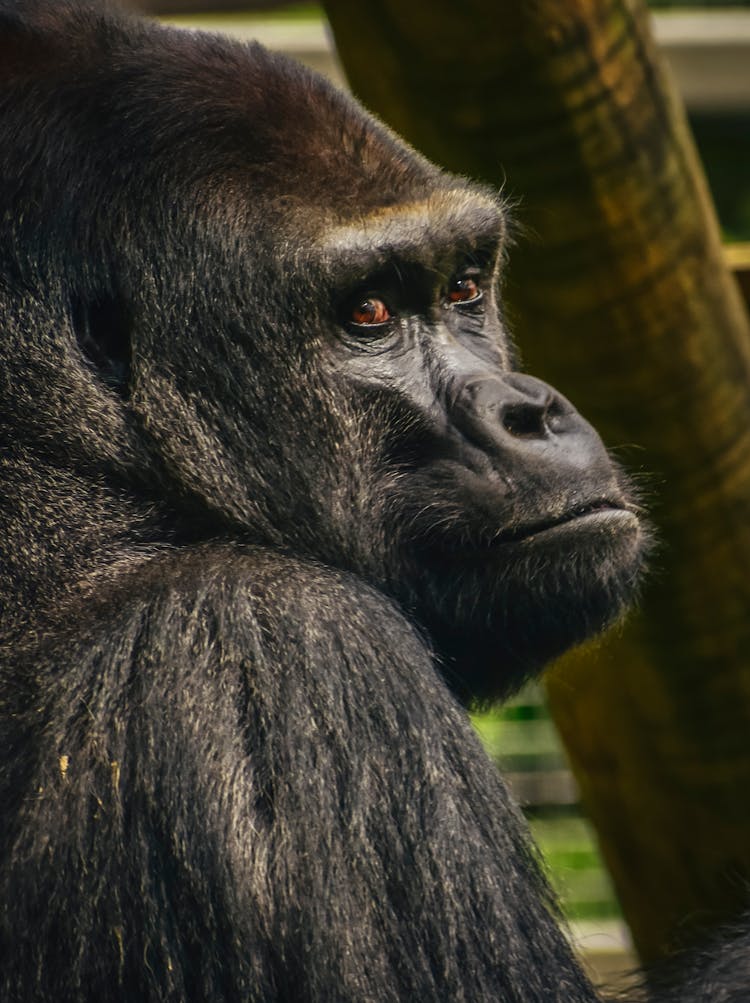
317;198;645;701
0;6;647;703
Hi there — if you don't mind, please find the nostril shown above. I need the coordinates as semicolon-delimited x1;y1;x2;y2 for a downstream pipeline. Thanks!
501;401;550;439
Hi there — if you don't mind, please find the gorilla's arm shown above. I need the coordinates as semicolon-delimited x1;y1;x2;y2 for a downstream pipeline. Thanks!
0;547;597;1003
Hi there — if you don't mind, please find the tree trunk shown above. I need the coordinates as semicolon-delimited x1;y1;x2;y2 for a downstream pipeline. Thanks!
324;0;750;963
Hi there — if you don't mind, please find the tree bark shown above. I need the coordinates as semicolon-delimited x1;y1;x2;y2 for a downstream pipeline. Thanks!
324;0;750;963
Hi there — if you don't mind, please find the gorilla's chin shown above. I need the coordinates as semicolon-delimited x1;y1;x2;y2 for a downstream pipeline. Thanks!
408;510;647;702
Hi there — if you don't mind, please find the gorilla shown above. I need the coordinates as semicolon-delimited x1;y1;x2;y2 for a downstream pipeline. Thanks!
0;2;676;1000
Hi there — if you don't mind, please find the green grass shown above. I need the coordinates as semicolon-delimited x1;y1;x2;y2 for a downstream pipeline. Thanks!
472;689;623;922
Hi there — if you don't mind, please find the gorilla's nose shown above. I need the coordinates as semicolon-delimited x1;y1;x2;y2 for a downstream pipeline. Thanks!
454;372;573;442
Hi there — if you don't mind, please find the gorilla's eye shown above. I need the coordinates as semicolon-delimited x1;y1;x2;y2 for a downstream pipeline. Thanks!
350;297;393;326
448;275;482;304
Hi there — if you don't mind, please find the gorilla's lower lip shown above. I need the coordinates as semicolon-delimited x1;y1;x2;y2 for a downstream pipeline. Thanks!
496;502;637;544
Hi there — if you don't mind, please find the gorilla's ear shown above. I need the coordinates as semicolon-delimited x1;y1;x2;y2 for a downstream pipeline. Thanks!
71;292;133;398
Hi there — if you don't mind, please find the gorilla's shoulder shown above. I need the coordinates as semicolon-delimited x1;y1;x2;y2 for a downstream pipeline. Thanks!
16;547;432;687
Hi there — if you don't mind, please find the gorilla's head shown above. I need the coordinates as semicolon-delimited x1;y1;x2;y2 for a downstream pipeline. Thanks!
0;3;647;698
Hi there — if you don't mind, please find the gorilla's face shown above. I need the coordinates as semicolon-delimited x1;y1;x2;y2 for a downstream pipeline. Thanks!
0;10;647;699
311;191;644;697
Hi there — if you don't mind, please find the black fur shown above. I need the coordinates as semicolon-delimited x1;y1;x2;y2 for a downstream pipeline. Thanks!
0;3;660;1001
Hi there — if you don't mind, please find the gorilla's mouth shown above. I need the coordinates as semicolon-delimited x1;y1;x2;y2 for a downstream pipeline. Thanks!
496;499;637;545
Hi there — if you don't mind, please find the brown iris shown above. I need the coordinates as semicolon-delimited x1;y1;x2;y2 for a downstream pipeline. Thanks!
448;276;481;303
351;297;392;325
